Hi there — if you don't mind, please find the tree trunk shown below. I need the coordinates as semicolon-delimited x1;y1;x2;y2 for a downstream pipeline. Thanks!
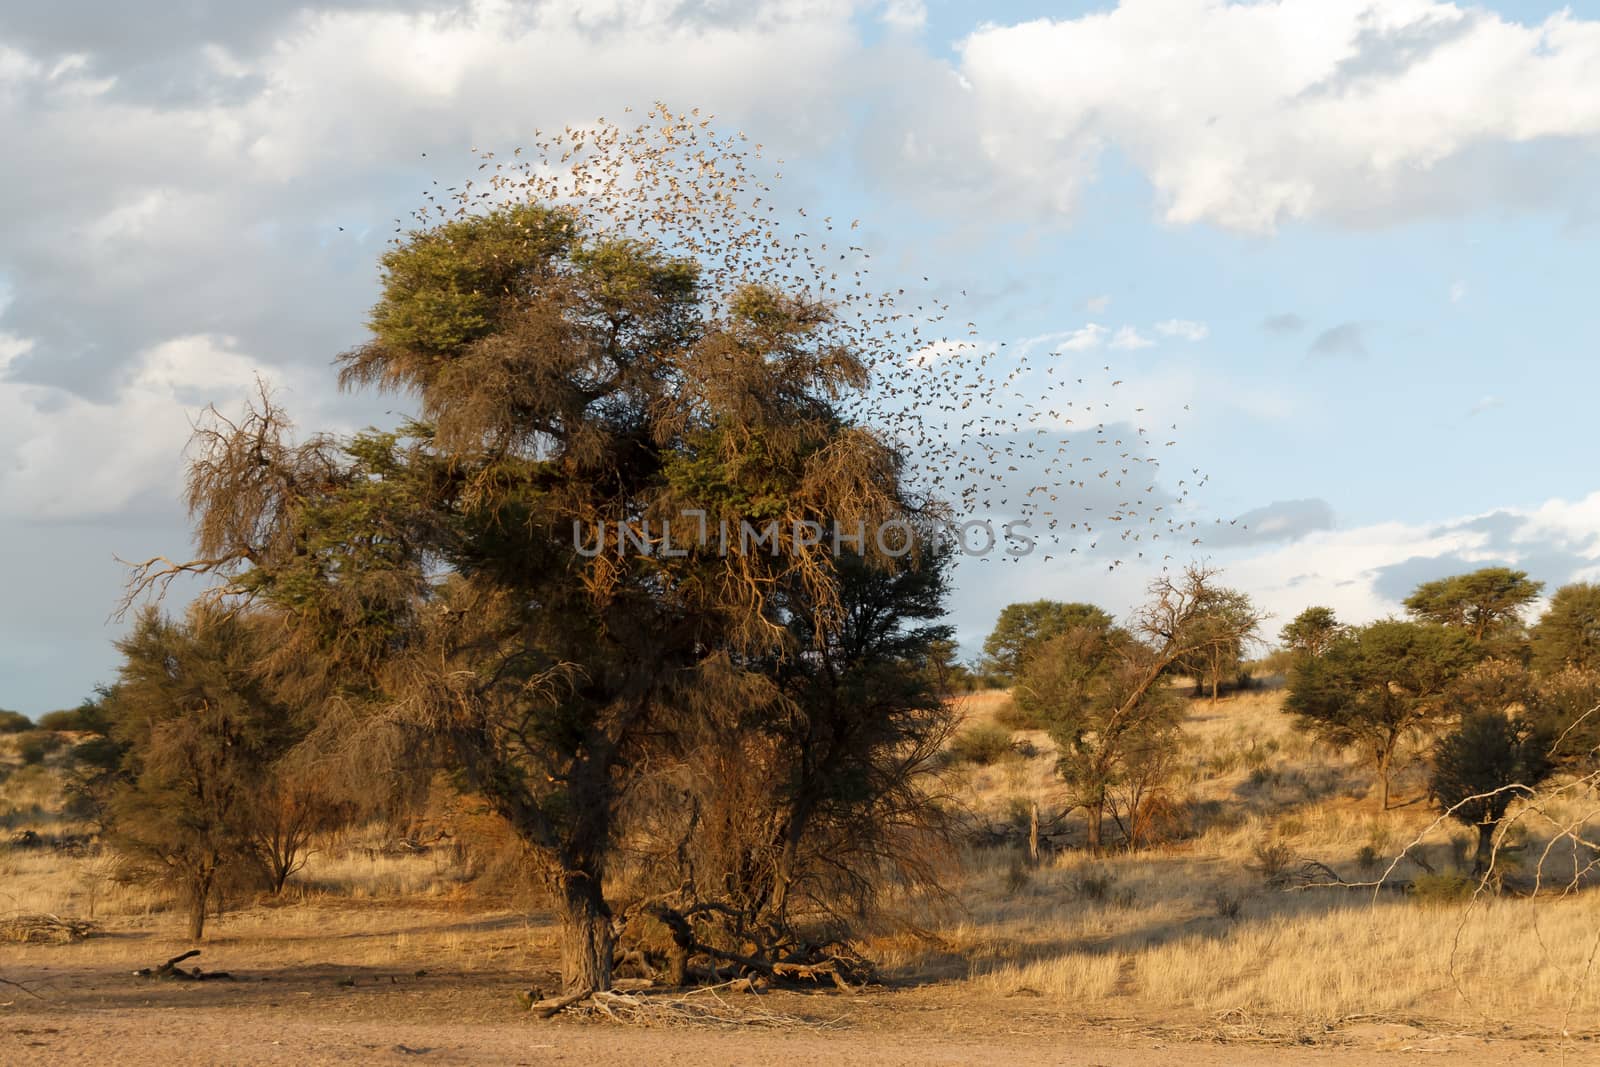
1378;745;1393;811
185;877;210;941
1473;822;1496;876
556;874;613;994
1210;673;1220;705
1085;800;1104;855
1028;802;1040;867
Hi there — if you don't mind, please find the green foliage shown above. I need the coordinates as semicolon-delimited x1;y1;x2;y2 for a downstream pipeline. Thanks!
1431;710;1552;874
1018;627;1183;851
1403;567;1543;645
982;601;1114;683
946;722;1017;766
1431;711;1551;828
1531;582;1600;674
1528;668;1600;770
1279;606;1344;659
1173;585;1263;700
100;606;309;937
1287;619;1479;808
0;709;32;733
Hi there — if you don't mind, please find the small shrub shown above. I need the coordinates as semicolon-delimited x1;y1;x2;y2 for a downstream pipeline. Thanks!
0;710;32;734
1213;892;1242;920
1250;840;1296;884
1112;886;1138;909
16;731;64;766
1409;871;1477;906
947;723;1017;766
1356;844;1380;873
1069;869;1117;902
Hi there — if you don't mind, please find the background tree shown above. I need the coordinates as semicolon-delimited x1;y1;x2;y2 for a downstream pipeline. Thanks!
1528;668;1600;771
1429;711;1552;875
1287;620;1479;809
1175;585;1264;704
1280;606;1344;661
101;606;304;938
982;601;1114;684
1531;582;1600;674
1015;565;1250;852
1403;567;1543;648
0;709;31;734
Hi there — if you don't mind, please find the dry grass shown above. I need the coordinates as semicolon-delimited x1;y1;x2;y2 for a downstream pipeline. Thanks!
5;688;1600;1039
885;684;1600;1030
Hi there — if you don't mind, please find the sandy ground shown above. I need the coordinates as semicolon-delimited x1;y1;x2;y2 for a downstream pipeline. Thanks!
2;959;1592;1066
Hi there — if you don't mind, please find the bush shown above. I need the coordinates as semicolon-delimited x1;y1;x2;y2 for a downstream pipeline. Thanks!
1409;871;1477;906
993;699;1047;731
1250;840;1297;883
16;730;65;766
36;707;90;732
946;723;1017;766
1068;869;1117;902
0;710;32;734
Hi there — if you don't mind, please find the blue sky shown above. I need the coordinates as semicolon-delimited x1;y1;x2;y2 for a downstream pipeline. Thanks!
2;0;1599;714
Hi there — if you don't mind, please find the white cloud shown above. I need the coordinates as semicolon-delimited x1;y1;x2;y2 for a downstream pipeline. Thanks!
951;489;1600;657
0;334;292;520
947;1;1600;231
1450;279;1468;304
1154;318;1209;341
1084;294;1112;313
1059;323;1108;350
1109;325;1154;349
881;0;927;31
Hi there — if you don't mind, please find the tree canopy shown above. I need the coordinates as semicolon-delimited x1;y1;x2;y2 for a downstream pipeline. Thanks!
1531;582;1600;674
1287;619;1479;809
982;600;1115;683
1403;567;1543;645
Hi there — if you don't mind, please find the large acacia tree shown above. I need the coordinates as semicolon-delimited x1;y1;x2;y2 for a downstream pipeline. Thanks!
127;124;943;993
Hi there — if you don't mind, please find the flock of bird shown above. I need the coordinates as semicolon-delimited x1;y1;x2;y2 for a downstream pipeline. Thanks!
398;104;1230;571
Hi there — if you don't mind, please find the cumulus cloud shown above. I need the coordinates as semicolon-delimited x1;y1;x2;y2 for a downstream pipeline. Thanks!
0;334;313;521
1155;318;1208;341
1109;326;1154;350
940;1;1600;232
0;0;866;398
1058;323;1109;351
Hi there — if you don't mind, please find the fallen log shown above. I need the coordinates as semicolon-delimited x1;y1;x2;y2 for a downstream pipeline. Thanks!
133;950;233;981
